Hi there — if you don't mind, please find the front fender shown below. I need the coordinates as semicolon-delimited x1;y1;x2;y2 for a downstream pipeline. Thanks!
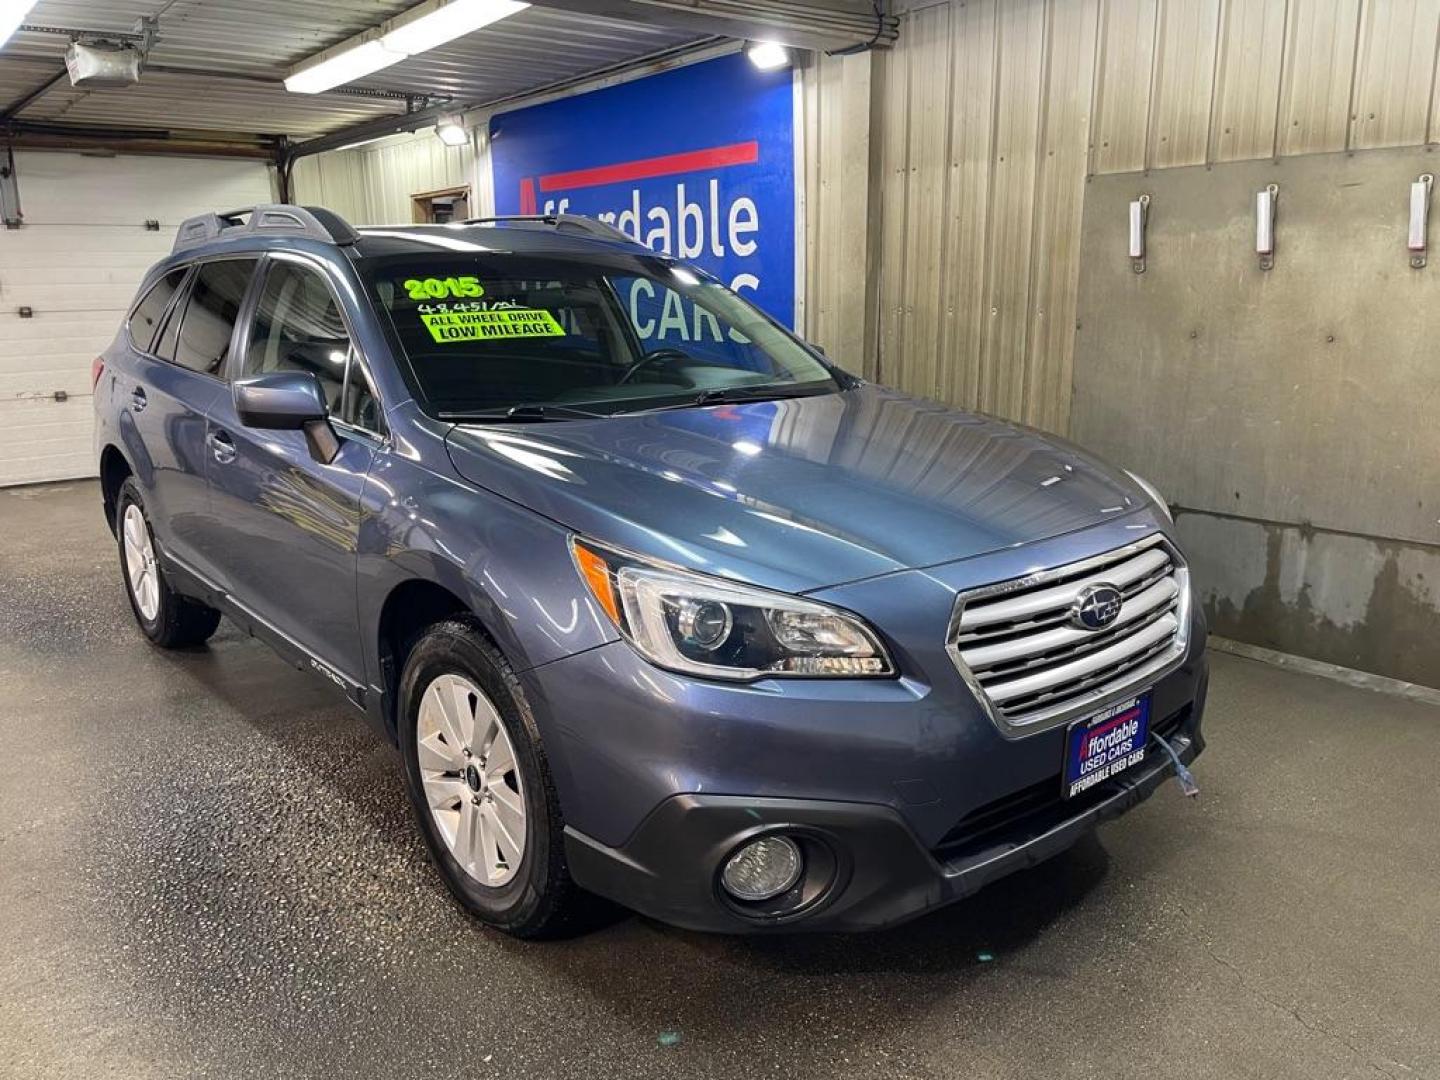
356;448;619;718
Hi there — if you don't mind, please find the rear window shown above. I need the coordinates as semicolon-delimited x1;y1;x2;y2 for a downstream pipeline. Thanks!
362;254;835;416
128;268;187;353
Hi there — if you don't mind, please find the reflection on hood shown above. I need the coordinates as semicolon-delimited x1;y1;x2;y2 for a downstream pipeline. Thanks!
445;386;1140;592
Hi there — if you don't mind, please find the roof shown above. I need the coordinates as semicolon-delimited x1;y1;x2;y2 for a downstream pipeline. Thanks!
163;206;658;263
352;221;654;260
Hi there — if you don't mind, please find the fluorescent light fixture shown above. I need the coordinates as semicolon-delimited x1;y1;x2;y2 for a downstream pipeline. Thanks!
0;0;39;49
746;41;790;70
286;0;529;95
285;40;401;94
435;118;469;146
383;0;529;55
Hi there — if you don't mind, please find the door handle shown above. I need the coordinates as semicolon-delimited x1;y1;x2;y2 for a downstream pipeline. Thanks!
130;387;147;412
207;429;236;464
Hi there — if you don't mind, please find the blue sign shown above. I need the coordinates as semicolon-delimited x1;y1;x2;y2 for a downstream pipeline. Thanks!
488;52;798;327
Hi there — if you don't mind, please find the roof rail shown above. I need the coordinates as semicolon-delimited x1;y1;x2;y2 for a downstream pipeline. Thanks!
172;204;360;254
462;214;639;246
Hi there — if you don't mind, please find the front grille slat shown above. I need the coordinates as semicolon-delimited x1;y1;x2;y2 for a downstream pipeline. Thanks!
964;577;1180;672
947;534;1190;733
957;547;1170;633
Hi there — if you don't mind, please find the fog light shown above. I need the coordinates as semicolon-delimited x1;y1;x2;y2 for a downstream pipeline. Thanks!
720;835;803;901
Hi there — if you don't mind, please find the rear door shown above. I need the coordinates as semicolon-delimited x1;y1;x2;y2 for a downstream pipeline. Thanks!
127;257;256;577
203;253;383;688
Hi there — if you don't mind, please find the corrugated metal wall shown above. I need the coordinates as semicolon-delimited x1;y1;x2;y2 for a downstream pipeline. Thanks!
291;131;475;226
862;0;1440;434
802;51;878;377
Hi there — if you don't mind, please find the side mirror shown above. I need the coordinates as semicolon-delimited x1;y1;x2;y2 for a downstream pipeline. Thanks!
232;371;339;463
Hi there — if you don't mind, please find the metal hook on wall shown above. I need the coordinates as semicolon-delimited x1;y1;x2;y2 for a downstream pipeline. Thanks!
1256;184;1278;271
1409;173;1433;269
1129;194;1150;274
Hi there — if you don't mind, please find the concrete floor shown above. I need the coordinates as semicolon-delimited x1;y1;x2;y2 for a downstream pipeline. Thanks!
1;480;1436;1080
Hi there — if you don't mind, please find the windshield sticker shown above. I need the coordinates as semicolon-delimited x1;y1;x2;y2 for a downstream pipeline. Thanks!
420;307;565;342
404;276;485;300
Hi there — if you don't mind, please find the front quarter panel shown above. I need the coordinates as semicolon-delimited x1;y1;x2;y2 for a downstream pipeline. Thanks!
356;408;619;733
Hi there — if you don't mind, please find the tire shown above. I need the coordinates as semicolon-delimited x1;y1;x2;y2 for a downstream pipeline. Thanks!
399;619;582;938
116;478;222;649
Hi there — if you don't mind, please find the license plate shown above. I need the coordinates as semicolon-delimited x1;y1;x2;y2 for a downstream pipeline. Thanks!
1063;694;1151;799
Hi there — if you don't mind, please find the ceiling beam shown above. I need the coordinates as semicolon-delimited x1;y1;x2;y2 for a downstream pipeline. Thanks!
524;0;896;52
0;69;68;122
3;121;281;160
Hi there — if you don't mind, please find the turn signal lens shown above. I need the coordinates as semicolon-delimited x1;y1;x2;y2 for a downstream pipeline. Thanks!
573;541;619;623
91;356;105;388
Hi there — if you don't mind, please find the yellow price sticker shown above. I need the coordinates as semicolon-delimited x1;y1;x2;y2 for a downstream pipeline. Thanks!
421;308;566;343
404;276;485;300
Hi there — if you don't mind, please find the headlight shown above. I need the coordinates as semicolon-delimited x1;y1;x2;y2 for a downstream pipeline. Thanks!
571;538;895;680
1124;469;1172;522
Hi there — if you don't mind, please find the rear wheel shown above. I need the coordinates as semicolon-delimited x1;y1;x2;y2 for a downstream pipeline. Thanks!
116;479;222;648
399;619;582;937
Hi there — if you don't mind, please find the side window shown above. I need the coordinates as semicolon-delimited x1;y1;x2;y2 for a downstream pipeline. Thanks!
244;261;349;413
128;268;187;353
172;259;256;376
341;358;384;434
154;273;190;362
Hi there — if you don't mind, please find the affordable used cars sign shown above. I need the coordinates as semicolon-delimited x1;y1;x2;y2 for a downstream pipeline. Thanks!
488;52;798;326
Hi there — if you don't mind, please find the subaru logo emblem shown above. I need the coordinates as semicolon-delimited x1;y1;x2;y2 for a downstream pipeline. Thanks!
1071;583;1123;631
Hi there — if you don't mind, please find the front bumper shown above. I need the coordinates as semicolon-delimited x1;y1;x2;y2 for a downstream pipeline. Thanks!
564;708;1204;933
522;515;1208;932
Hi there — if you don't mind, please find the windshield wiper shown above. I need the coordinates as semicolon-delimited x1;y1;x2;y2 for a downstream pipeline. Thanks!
626;384;832;414
440;404;609;423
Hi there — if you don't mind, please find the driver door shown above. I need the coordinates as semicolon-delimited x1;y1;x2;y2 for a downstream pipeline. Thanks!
204;254;383;690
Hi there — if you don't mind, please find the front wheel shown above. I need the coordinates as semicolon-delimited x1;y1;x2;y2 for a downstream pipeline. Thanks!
115;478;221;649
399;619;583;937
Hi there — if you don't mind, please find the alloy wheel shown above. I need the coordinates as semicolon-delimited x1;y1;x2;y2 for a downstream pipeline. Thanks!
416;673;527;886
122;504;160;621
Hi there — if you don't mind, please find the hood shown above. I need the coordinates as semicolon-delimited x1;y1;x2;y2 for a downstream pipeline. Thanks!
444;385;1145;593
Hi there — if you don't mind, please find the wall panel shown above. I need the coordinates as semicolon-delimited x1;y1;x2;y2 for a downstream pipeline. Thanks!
1349;0;1440;150
1091;0;1158;174
936;0;1000;407
1211;0;1288;162
1147;0;1221;168
1025;0;1101;433
292;131;475;226
874;0;1440;436
1277;0;1362;155
802;51;876;375
980;0;1047;418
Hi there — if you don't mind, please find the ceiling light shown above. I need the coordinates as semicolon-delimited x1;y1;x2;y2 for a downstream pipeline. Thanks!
285;40;401;94
285;0;529;95
435;118;469;146
746;41;790;71
0;0;40;49
383;0;529;56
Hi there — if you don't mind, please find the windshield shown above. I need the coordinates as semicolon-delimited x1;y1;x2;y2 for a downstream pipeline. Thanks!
361;252;839;417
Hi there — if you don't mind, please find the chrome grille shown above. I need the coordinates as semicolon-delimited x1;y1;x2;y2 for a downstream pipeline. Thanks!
947;534;1190;736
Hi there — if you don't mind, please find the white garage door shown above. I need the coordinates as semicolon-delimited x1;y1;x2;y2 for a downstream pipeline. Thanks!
0;151;274;487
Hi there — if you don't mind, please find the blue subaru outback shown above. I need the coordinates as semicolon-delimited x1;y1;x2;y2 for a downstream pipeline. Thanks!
94;205;1207;936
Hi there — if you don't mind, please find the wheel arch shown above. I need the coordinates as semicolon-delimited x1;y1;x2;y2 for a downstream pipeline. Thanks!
375;576;506;740
99;444;133;535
